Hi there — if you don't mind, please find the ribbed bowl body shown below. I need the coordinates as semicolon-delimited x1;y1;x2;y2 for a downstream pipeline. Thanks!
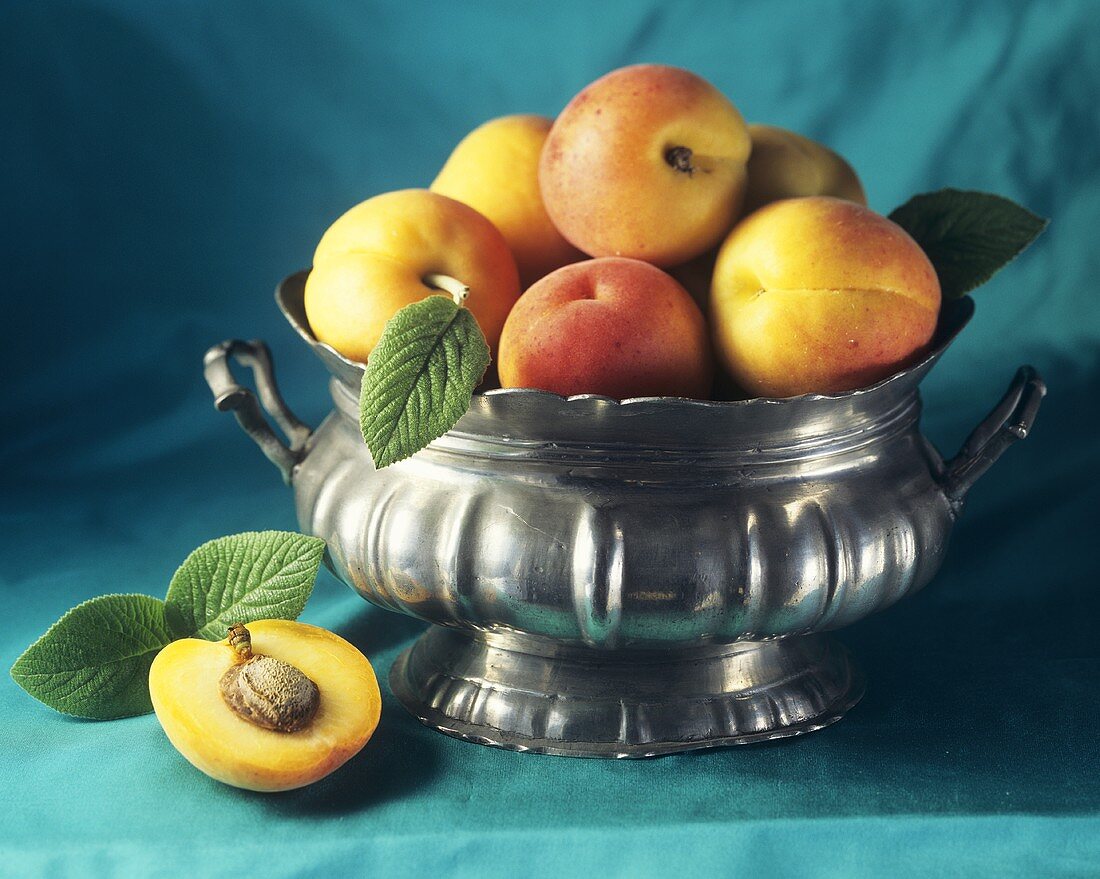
282;273;971;650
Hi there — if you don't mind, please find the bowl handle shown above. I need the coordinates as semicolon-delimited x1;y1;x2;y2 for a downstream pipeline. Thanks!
203;340;313;484
941;365;1046;510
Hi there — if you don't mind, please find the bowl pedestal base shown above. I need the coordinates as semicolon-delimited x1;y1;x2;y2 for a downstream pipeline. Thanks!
389;628;865;758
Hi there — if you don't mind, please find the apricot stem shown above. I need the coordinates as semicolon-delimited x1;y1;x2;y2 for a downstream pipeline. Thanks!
424;273;471;306
227;623;253;661
666;146;695;176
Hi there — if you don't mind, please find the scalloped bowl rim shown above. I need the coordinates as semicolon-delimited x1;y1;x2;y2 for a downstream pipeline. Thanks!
277;269;973;411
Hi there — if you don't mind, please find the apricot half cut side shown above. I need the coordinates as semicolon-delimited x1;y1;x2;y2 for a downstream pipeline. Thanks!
149;619;381;792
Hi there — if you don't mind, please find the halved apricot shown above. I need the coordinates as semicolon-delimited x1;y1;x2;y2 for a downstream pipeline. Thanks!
149;619;381;792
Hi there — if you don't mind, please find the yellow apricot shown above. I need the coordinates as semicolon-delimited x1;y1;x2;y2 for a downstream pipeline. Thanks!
709;197;940;397
149;620;381;792
431;114;585;288
742;124;866;214
305;189;520;362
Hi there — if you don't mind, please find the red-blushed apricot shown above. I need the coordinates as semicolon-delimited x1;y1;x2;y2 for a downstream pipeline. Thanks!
498;257;713;400
539;65;751;267
149;620;381;793
710;197;941;397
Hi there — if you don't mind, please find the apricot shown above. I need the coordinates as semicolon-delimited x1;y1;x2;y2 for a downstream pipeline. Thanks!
539;64;752;267
710;197;941;398
149;620;381;792
498;257;712;399
304;189;520;362
742;124;867;214
431;115;584;288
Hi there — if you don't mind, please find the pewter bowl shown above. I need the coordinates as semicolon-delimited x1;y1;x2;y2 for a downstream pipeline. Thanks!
203;271;1044;757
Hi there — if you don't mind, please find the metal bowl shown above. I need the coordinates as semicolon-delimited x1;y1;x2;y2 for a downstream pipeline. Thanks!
203;270;1044;757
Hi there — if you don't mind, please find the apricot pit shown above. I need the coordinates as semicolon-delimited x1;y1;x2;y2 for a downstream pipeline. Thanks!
218;623;320;732
149;619;381;792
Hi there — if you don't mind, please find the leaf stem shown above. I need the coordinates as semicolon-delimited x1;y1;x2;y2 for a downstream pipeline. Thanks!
423;273;470;306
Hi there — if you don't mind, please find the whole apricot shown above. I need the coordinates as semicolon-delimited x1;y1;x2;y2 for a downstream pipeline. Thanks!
304;189;520;362
498;257;712;399
539;64;752;267
149;620;381;792
431;115;584;288
743;124;867;214
710;197;941;397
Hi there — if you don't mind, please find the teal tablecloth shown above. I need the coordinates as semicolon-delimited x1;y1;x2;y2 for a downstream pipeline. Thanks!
3;2;1099;876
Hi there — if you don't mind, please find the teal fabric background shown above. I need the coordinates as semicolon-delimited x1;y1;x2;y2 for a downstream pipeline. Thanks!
3;1;1099;875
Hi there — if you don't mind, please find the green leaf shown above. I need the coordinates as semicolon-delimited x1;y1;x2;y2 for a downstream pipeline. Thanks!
889;188;1048;299
10;594;174;719
164;531;326;641
359;294;490;468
